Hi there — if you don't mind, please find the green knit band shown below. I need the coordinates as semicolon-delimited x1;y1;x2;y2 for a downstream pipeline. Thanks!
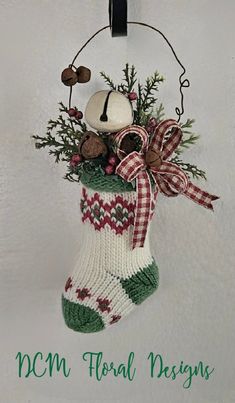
80;170;134;193
80;169;156;193
62;296;105;333
121;259;159;304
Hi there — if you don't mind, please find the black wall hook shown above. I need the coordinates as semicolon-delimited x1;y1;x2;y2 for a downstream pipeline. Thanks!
109;0;127;37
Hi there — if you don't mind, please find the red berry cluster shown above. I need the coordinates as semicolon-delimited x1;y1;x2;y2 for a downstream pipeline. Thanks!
146;117;158;134
70;154;82;168
67;108;83;120
104;154;119;175
127;91;137;101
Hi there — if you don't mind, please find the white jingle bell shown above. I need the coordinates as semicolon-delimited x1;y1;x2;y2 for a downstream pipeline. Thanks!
85;90;133;133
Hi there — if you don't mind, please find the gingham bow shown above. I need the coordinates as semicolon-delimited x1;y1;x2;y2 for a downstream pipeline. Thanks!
114;119;219;249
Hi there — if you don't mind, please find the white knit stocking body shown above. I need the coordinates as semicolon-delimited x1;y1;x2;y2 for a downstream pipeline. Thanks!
62;185;159;332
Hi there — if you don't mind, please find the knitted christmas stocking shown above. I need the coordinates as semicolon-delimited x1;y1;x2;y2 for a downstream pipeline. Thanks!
62;174;159;333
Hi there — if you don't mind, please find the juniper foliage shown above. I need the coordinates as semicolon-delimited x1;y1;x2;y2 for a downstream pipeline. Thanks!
33;64;206;182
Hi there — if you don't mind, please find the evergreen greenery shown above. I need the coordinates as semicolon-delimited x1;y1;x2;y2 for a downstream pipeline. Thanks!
33;64;206;182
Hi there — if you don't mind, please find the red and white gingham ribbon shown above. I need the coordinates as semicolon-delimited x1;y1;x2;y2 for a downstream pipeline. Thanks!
114;120;219;249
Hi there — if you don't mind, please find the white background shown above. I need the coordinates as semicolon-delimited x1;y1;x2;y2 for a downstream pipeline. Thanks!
0;0;235;402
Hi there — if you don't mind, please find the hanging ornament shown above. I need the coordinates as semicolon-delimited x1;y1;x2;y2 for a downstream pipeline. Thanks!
33;7;219;333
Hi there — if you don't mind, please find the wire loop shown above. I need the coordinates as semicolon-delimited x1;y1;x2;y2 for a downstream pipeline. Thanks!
68;22;190;122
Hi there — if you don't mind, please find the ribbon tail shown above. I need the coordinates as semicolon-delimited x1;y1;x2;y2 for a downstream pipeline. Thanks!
148;171;159;219
132;171;152;249
184;182;219;211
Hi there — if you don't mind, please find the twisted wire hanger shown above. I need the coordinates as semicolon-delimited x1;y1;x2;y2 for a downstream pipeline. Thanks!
68;22;190;122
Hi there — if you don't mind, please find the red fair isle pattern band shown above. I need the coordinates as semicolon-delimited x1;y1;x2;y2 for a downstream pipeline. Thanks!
80;187;136;234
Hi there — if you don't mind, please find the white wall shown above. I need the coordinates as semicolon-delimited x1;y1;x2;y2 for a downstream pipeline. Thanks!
0;1;235;402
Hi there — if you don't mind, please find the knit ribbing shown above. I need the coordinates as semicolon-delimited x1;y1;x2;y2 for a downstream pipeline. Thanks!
80;171;134;193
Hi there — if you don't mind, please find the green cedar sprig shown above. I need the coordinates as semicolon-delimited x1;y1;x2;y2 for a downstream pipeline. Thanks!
101;64;164;126
33;64;207;182
32;102;87;164
100;63;138;93
171;156;206;180
99;72;117;91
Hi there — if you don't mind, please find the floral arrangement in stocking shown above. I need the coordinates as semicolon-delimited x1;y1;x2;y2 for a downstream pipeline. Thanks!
33;64;218;333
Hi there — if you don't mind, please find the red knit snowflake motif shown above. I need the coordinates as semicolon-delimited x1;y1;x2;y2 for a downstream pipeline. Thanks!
96;297;112;313
110;315;121;325
65;277;73;292
76;288;91;301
